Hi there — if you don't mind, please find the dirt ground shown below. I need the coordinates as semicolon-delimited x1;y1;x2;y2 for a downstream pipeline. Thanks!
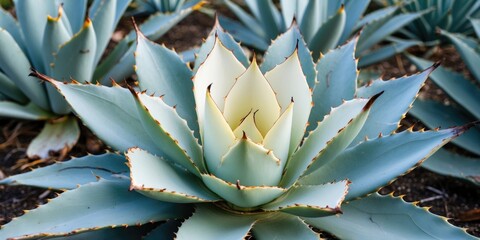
0;8;479;238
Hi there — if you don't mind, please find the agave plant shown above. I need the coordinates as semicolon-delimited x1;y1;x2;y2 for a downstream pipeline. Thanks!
378;0;480;45
404;21;480;185
128;0;201;15
0;0;200;158
217;0;427;67
0;22;476;239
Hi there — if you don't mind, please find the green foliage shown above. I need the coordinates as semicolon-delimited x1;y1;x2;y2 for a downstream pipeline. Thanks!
0;0;199;158
405;26;480;185
379;0;480;44
128;0;201;15
0;22;475;239
217;0;425;66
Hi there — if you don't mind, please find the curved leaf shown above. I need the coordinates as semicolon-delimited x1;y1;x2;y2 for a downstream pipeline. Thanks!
281;99;369;188
409;99;480;155
305;193;476;240
262;181;348;217
0;153;128;190
423;148;480;185
310;37;357;127
0;71;28;103
31;71;160;154
300;128;468;200
252;215;319;240
405;54;480;119
308;6;346;60
127;148;219;203
49;20;97;115
439;29;480;82
13;0;56;71
353;65;435;145
135;29;198;134
0;179;192;239
0;101;54;120
0;29;49;110
88;0;116;65
176;205;256;240
215;137;282;187
261;24;316;89
133;92;204;174
201;174;286;208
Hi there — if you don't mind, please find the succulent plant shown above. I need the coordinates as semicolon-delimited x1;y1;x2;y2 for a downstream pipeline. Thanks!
216;0;427;67
0;0;200;158
404;21;480;185
0;22;476;239
128;0;201;15
378;0;480;45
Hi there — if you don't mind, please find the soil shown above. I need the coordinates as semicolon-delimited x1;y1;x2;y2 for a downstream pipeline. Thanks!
1;7;479;238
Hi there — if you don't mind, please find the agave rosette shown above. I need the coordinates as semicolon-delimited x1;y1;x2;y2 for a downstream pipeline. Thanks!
0;0;200;158
0;22;475;239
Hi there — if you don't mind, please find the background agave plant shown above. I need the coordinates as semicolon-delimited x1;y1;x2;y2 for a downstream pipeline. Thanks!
403;20;480;185
378;0;480;45
0;0;200;158
0;21;475;239
128;0;201;15
216;0;427;67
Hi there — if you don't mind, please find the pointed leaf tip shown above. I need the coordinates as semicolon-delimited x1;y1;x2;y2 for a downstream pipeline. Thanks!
29;68;53;83
363;91;384;111
454;121;480;136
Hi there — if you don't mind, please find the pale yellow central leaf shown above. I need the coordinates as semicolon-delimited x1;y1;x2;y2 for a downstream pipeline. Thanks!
233;110;263;143
223;59;281;136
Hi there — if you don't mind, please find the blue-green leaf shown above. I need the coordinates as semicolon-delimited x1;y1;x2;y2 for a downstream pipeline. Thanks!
300;128;468;200
406;54;480;119
13;0;57;71
193;19;249;73
98;6;196;83
26;116;80;159
423;148;480;185
0;71;28;103
89;0;116;65
308;6;346;60
201;174;286;208
261;24;316;89
127;148;219;203
353;66;435;145
0;153;128;189
61;0;87;34
244;0;281;40
0;7;25;50
48;20;97;115
358;38;420;67
310;37;357;129
252;215;319;240
0;179;192;239
340;0;370;42
217;15;270;51
439;30;480;83
176;204;256;240
357;10;426;54
282;99;369;188
31;71;160;154
144;220;182;240
135;29;198;134
305;193;476;239
0;29;50;110
409;99;480;156
262;181;348;217
0;101;54;120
